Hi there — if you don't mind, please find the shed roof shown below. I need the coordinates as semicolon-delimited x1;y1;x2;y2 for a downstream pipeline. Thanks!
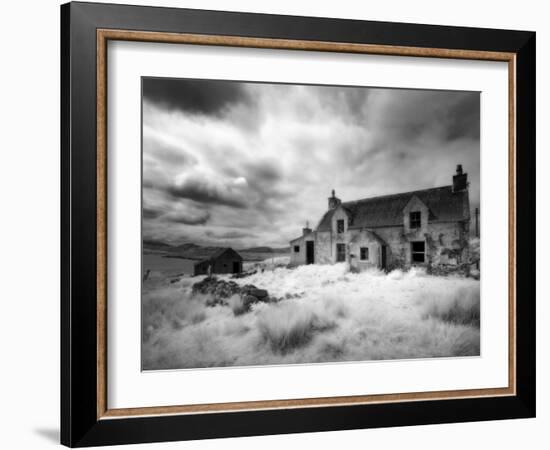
317;185;469;231
190;247;243;265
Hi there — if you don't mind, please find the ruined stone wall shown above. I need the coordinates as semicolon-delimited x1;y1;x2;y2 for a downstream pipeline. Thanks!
375;221;470;269
425;221;470;265
348;229;381;271
289;233;315;266
289;236;305;266
373;226;406;269
315;231;333;264
314;206;351;264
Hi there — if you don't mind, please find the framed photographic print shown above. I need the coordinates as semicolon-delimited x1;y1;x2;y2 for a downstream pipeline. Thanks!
61;2;536;447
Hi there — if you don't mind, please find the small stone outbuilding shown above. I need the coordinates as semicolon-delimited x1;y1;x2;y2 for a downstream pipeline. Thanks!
193;248;243;276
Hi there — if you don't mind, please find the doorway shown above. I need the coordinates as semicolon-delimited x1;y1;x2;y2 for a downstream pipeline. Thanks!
381;245;387;271
306;241;315;264
336;243;346;262
232;261;241;273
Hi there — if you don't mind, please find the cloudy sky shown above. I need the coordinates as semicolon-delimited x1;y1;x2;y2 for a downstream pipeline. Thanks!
142;77;480;249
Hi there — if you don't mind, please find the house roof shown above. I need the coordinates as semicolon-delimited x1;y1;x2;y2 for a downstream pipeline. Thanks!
317;185;469;231
289;231;314;244
349;229;387;245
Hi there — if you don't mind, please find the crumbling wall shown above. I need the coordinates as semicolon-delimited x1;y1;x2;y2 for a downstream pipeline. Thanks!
424;221;469;266
289;233;315;267
315;206;350;265
348;229;381;272
374;226;407;268
315;231;333;264
376;222;470;269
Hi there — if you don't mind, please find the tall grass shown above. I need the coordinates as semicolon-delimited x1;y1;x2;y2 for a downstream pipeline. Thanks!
257;302;335;354
142;264;481;370
420;287;480;326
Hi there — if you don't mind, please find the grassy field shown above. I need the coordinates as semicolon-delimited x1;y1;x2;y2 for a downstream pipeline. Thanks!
142;263;480;370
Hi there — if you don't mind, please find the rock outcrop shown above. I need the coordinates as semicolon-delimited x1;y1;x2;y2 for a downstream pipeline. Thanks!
192;277;277;313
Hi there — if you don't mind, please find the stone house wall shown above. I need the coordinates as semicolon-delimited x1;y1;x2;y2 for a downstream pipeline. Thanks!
291;199;470;271
289;232;316;266
348;229;382;271
374;221;469;269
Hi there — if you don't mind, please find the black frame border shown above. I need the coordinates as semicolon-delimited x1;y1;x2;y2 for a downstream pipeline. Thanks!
61;2;535;447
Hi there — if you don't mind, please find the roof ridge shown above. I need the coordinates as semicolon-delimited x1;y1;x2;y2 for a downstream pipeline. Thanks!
342;184;453;206
314;184;468;232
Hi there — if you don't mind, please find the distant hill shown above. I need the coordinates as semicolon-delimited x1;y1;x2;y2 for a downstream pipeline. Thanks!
143;240;289;261
143;239;172;249
240;246;290;253
172;243;201;252
169;245;229;261
143;239;173;254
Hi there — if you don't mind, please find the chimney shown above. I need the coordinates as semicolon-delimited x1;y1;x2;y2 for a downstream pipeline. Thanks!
452;164;468;192
328;189;341;209
302;220;312;236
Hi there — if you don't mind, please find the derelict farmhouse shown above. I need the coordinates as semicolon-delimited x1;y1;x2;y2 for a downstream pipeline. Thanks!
290;165;471;272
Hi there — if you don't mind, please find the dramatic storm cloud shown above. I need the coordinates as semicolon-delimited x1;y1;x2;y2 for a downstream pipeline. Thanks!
142;78;480;248
143;78;250;115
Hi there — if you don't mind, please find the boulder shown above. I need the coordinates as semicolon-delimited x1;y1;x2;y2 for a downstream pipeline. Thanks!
243;287;268;299
192;278;273;312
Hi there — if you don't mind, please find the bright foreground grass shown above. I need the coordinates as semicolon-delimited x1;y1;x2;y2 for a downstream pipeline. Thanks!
142;264;480;370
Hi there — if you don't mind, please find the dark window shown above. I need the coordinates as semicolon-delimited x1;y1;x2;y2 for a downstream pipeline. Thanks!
336;219;345;234
294;245;300;253
410;211;421;229
336;243;346;262
411;241;425;263
360;247;369;261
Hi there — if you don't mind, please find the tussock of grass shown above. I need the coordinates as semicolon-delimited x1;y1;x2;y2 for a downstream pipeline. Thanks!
228;294;248;316
257;303;335;354
421;287;480;327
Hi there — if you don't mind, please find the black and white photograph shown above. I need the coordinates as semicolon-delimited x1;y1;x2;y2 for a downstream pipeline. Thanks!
141;77;481;370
